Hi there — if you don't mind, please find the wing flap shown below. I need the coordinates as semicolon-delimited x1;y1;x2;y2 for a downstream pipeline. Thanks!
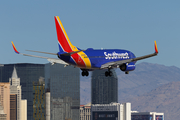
47;58;69;65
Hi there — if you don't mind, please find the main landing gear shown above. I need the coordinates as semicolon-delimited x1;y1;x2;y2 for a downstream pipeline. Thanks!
105;69;112;77
81;70;89;76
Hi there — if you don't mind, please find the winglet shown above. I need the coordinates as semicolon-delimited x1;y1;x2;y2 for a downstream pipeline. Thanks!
11;41;19;54
154;41;158;54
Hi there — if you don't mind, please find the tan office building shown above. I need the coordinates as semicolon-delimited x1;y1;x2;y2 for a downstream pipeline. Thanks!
0;82;10;120
0;100;7;120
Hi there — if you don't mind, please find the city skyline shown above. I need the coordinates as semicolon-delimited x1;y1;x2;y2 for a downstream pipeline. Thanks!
0;63;44;120
1;64;173;119
0;1;179;119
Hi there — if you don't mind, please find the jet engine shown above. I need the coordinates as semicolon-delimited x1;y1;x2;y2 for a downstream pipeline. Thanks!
120;62;135;72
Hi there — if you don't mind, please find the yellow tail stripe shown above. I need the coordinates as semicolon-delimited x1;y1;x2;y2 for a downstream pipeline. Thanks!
78;51;91;69
56;16;78;51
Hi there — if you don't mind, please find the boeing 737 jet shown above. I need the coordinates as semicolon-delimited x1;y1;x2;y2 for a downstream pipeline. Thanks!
12;16;158;76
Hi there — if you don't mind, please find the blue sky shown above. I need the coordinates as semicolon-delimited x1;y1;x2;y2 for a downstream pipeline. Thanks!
1;1;180;67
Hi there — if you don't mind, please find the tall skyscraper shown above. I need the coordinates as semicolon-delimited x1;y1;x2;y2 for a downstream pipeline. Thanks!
33;77;45;120
9;67;21;120
0;63;44;120
91;69;118;104
0;82;10;120
45;63;80;120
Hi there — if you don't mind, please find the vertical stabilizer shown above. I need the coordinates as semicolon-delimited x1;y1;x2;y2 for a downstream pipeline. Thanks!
54;16;78;53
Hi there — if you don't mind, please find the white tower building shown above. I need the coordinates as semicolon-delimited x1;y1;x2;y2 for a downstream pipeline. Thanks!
21;100;27;120
9;67;21;120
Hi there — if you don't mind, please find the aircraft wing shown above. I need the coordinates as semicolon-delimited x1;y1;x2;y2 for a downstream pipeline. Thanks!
101;41;158;69
11;41;69;65
47;58;69;65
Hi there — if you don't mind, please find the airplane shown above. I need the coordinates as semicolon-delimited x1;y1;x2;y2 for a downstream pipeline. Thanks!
11;16;159;77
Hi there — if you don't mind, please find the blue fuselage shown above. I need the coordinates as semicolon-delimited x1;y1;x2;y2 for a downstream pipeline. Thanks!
59;48;136;69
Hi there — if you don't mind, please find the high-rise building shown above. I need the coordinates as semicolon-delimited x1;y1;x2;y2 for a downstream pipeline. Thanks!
10;94;17;120
91;69;118;104
0;63;44;120
0;82;10;120
33;77;45;120
45;63;80;120
9;67;21;120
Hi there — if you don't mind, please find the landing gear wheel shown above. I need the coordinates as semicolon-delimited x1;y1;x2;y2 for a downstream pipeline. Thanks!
105;71;112;77
81;70;89;76
82;71;85;76
105;71;109;77
85;71;89;76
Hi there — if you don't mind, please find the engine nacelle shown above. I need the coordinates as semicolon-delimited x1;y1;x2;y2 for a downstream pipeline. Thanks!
120;62;135;72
